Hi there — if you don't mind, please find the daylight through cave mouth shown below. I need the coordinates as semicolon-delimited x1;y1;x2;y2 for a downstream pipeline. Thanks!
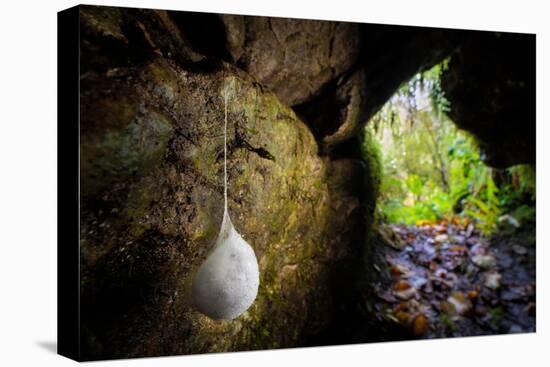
358;62;536;338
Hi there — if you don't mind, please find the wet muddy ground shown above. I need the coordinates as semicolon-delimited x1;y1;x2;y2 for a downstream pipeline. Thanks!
370;221;535;338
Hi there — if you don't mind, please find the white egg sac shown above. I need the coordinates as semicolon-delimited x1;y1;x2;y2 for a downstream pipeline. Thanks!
192;213;260;320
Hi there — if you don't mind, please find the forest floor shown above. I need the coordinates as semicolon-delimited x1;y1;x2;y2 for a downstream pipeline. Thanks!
369;220;536;339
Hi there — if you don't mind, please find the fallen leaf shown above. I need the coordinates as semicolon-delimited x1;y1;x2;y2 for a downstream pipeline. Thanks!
411;313;429;336
377;291;397;303
394;280;412;291
409;275;428;289
449;245;467;254
394;310;411;324
484;272;502;290
416;220;432;226
393;280;416;300
501;286;524;301
512;245;527;255
446;291;472;316
465;223;475;237
471;254;497;269
498;214;520;228
390;264;410;277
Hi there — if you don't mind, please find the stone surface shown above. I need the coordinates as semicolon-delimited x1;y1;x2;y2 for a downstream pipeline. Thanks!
295;26;461;151
221;15;360;106
441;32;536;168
79;6;364;360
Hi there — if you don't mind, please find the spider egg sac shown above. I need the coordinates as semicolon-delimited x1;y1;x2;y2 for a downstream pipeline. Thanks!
192;212;260;319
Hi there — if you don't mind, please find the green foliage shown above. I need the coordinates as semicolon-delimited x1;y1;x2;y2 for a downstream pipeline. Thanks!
361;128;384;229
498;164;536;226
487;307;505;329
365;62;535;235
439;312;458;333
361;128;383;202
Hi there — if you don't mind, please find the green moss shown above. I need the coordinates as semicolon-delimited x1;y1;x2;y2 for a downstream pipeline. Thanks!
192;142;220;180
81;62;350;357
488;307;505;329
81;109;173;196
361;128;383;202
80;6;126;42
439;313;458;333
123;178;160;237
360;129;383;232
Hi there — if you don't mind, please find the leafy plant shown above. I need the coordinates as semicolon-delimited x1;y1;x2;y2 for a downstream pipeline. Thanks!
365;62;535;235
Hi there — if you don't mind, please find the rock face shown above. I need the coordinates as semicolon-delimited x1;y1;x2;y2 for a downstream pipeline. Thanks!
79;6;363;360
295;26;461;152
441;32;536;168
221;15;360;106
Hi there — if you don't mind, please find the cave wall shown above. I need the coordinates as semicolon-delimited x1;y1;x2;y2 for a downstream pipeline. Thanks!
79;6;364;359
441;32;536;168
221;15;361;106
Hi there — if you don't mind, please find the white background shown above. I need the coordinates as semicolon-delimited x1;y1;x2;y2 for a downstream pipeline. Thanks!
0;0;547;365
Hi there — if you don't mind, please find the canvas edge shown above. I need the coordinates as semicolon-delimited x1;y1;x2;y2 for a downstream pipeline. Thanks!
57;4;81;362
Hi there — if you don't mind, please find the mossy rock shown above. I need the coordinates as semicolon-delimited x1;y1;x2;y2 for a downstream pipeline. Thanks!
79;56;366;360
77;6;375;360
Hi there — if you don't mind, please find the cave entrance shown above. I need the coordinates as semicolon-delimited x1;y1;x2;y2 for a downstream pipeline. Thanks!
360;62;536;339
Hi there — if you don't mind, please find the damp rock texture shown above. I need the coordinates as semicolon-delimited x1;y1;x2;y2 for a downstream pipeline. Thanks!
294;25;462;152
221;15;361;106
441;32;536;168
79;5;363;360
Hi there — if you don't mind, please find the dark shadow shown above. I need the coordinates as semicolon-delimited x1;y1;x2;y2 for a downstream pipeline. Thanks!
36;341;57;354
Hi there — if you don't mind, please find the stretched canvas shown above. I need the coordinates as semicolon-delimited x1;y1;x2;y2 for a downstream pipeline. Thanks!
58;4;536;361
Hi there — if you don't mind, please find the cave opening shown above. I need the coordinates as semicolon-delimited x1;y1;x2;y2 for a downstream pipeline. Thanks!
356;61;536;340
